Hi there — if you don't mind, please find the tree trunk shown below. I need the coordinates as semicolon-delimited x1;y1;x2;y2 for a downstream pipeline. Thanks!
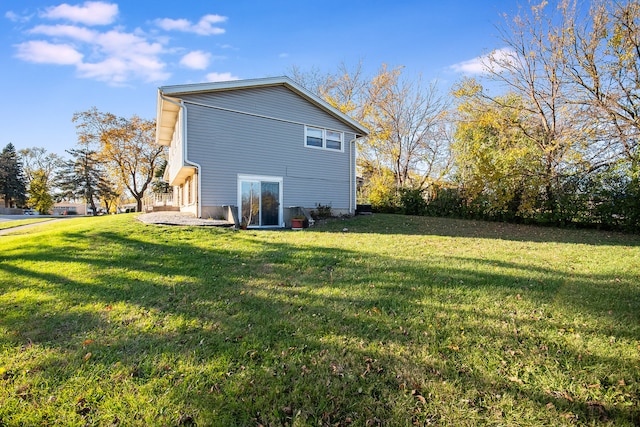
135;196;143;213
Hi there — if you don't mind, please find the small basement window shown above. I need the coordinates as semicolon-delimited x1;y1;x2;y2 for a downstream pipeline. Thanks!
305;126;343;151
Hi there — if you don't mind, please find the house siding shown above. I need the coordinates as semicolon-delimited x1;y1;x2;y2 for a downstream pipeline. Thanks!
181;86;358;213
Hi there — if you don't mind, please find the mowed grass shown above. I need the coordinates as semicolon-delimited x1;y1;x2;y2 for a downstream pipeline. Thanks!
0;218;54;230
0;214;638;426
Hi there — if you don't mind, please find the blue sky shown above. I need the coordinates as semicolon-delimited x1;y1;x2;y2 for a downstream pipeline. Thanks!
1;0;519;157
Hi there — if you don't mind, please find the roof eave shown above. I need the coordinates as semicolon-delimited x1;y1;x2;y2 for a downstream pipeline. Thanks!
156;91;181;146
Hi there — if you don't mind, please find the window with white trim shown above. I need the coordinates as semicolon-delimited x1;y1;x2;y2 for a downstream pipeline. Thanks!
305;126;343;151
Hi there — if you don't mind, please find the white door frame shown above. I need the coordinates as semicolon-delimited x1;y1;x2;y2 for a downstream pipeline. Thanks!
237;174;284;228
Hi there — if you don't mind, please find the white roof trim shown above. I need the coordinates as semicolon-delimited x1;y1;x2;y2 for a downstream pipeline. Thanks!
156;93;181;146
158;76;369;137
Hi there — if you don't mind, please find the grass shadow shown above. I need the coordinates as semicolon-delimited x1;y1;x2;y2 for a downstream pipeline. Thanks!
0;215;638;425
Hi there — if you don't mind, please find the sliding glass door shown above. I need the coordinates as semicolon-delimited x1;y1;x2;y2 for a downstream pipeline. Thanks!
238;175;282;228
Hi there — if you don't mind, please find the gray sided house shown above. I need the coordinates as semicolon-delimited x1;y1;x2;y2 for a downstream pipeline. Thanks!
156;77;369;228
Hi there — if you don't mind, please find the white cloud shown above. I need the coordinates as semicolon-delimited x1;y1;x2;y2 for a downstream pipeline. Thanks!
155;18;189;32
77;57;127;82
180;51;211;70
81;30;169;83
30;24;97;42
278;53;289;59
42;1;118;26
12;5;233;85
16;27;169;85
6;10;34;23
205;72;239;82
450;47;517;75
5;11;18;21
15;40;83;65
156;14;227;35
96;30;163;56
77;55;168;84
450;56;486;74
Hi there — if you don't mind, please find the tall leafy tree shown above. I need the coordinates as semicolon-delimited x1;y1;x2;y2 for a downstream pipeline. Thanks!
72;107;165;212
564;0;640;227
56;148;113;215
19;147;62;213
363;65;451;190
452;83;544;219
565;0;640;175
28;169;54;214
0;143;27;208
290;63;451;202
483;1;583;218
18;147;62;183
483;0;640;227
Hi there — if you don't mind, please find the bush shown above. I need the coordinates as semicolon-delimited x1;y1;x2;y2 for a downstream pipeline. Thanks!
312;203;333;219
369;185;399;213
425;187;465;218
398;187;427;216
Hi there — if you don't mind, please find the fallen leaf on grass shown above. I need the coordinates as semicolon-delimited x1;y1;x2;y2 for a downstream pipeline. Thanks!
411;389;427;404
83;352;92;361
15;384;30;400
508;376;523;384
82;339;94;346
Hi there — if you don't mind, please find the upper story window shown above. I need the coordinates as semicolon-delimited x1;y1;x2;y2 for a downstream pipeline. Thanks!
305;126;343;151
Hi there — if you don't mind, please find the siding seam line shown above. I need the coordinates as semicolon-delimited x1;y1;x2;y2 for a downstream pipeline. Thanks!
182;99;346;132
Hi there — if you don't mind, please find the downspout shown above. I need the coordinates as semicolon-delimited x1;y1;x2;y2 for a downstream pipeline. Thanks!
160;93;203;218
350;136;357;215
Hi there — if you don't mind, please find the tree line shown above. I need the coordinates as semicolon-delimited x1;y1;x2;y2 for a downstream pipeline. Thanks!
290;0;640;232
0;108;165;215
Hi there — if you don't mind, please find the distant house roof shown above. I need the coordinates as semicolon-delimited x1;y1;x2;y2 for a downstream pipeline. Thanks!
156;76;369;147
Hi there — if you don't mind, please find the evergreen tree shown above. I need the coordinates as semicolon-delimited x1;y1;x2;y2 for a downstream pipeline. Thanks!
151;159;170;194
56;148;111;215
0;143;27;208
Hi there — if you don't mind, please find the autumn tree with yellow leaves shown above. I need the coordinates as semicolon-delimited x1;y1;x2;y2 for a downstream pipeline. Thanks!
72;107;165;213
290;63;452;211
449;0;640;228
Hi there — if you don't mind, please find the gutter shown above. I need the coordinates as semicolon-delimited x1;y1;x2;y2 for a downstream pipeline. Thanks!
159;92;203;218
349;135;366;215
350;137;355;215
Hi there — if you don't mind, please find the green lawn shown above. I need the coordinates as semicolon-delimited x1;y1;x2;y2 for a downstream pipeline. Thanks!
0;218;54;230
1;214;638;426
